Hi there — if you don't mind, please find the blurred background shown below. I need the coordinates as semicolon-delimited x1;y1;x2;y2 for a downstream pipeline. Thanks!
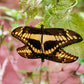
0;0;84;84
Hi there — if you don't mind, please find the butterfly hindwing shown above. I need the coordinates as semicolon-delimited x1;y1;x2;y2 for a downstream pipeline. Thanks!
17;46;78;63
17;45;41;59
45;49;78;63
17;45;33;58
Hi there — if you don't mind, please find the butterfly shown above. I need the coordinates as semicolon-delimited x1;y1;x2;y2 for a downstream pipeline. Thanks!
11;24;83;63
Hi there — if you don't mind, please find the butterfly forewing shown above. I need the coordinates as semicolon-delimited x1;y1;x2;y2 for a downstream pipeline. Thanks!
11;27;28;44
45;49;78;63
44;28;82;54
11;26;42;44
45;28;82;42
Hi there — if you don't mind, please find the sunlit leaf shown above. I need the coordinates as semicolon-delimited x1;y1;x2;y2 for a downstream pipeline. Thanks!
54;13;84;58
0;16;14;21
0;28;2;36
78;58;84;65
0;6;27;21
79;12;84;19
40;81;48;84
32;74;41;77
80;74;84;83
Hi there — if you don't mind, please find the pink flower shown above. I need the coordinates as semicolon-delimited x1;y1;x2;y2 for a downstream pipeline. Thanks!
3;31;9;35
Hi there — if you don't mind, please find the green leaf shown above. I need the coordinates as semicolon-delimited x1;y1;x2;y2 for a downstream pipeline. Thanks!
78;58;84;65
79;12;84;19
34;15;43;20
40;81;48;84
0;16;14;21
0;6;27;21
32;74;41;77
42;66;49;71
19;0;42;25
0;28;3;36
80;74;84;83
6;9;22;21
41;0;76;27
0;6;11;11
17;70;27;74
54;13;84;58
17;70;41;77
19;0;76;26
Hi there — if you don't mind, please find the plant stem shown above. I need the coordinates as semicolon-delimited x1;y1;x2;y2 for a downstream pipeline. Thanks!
46;60;49;83
39;62;43;84
69;0;78;9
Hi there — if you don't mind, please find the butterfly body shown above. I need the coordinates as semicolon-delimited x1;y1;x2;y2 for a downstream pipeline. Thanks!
11;24;83;63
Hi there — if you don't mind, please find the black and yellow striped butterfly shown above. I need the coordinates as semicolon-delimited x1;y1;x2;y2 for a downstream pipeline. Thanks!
11;24;83;63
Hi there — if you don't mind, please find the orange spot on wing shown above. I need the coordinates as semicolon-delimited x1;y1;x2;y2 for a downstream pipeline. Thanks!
56;52;59;55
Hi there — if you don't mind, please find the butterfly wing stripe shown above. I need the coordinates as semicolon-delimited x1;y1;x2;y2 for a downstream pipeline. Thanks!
45;49;78;63
44;28;82;54
44;41;59;54
11;27;28;44
11;26;42;54
44;32;82;55
17;45;40;59
11;26;42;44
11;26;82;45
27;39;42;53
45;28;82;41
17;45;32;58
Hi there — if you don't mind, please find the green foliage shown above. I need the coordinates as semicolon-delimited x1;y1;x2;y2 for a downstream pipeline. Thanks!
19;0;42;24
40;81;48;84
0;26;3;37
18;70;41;77
0;6;27;31
79;12;84;19
41;65;49;71
19;0;76;26
55;13;84;58
78;58;84;65
80;74;84;83
0;6;27;21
